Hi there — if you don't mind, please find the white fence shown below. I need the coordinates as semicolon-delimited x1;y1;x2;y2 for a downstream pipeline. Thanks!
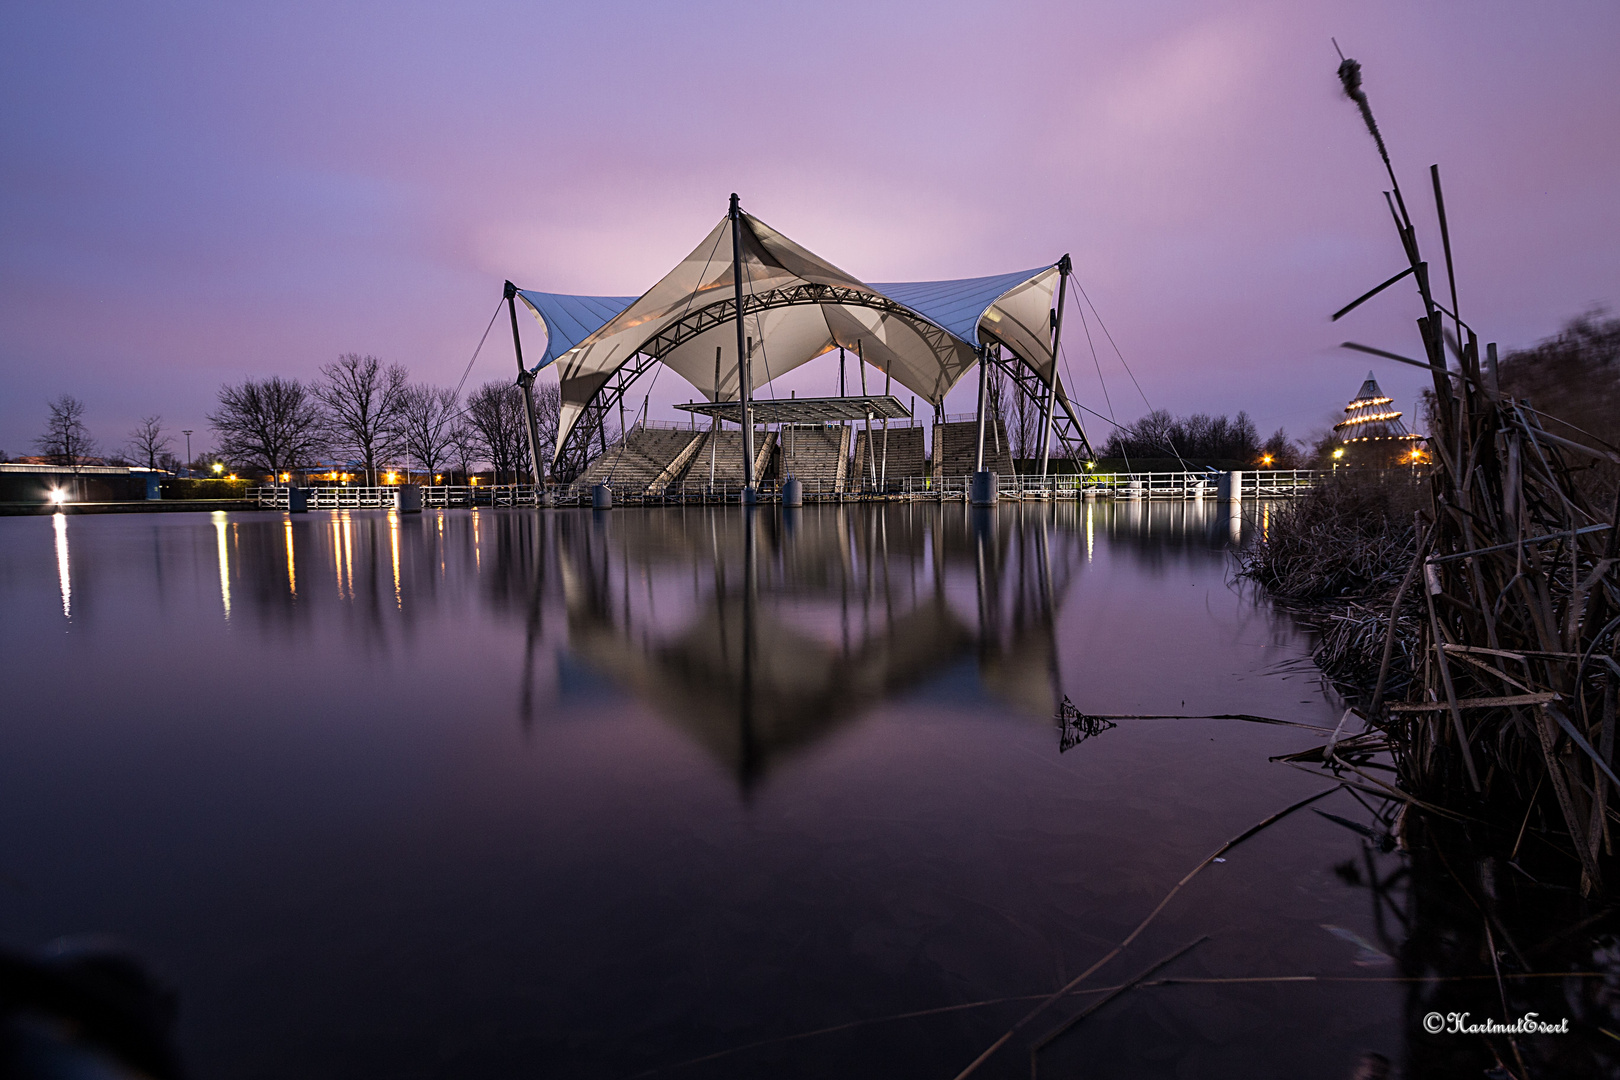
248;470;1323;510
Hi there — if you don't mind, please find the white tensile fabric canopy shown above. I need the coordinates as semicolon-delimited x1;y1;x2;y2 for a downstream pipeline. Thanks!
517;210;1067;461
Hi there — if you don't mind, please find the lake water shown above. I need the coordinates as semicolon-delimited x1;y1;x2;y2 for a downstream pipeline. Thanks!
1;502;1429;1077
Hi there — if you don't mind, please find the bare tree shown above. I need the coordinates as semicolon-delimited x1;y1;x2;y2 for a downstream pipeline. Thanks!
1104;409;1264;463
209;377;327;476
127;415;172;469
985;363;1009;459
1010;380;1039;459
550;384;618;485
315;353;409;485
393;384;459;481
465;380;528;483
448;417;479;485
464;377;610;484
35;395;98;467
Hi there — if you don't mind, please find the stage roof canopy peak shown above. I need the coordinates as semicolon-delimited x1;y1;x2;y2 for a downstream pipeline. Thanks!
512;203;1076;461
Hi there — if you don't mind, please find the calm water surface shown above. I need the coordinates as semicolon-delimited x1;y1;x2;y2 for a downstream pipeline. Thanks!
2;502;1412;1077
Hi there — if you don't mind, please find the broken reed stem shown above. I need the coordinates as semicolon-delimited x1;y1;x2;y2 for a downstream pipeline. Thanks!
950;786;1342;1080
1370;522;1426;716
1031;936;1209;1062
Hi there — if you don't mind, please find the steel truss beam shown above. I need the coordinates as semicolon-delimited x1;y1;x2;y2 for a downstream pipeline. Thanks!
563;286;1093;467
983;344;1095;462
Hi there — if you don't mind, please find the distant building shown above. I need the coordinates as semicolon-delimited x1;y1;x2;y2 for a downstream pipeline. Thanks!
1333;371;1423;466
0;463;161;503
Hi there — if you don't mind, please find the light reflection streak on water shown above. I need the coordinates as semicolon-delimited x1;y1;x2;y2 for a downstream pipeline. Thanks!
472;511;480;571
331;517;342;598
284;519;297;598
1085;502;1094;562
341;514;354;601
390;512;401;609
53;512;71;619
213;512;231;621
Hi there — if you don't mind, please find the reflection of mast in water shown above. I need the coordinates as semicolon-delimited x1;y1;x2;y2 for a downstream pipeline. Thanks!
975;505;1068;719
1039;508;1061;716
738;505;759;791
972;506;998;664
518;512;547;732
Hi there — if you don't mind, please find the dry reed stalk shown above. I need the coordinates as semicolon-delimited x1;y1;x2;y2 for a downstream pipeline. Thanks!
1320;55;1620;891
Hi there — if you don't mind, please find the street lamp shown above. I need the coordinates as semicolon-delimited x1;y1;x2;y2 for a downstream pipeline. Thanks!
182;430;193;475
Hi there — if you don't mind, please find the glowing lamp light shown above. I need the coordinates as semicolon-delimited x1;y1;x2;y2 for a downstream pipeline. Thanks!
212;462;224;474
1332;448;1346;459
385;472;397;484
48;488;67;504
227;473;237;480
1260;454;1274;466
280;473;290;482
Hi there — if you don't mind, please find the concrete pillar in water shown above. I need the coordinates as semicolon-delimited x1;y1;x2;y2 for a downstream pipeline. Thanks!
591;483;613;510
970;470;998;506
782;476;803;507
540;488;556;508
395;484;422;513
287;485;308;513
1218;470;1243;503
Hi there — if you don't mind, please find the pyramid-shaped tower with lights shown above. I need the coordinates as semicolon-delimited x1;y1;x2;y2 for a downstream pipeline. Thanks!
1334;371;1419;443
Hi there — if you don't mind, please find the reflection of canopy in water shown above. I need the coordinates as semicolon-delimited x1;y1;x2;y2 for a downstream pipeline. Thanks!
547;505;1084;783
566;594;972;783
513;208;1082;461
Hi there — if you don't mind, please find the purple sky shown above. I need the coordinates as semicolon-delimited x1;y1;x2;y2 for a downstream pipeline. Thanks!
2;1;1616;461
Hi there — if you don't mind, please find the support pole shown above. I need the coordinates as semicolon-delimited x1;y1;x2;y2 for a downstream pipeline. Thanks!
730;194;756;499
505;281;546;491
839;345;849;482
880;364;891;488
971;344;997;505
1039;254;1071;480
710;346;720;489
974;346;990;474
858;340;876;488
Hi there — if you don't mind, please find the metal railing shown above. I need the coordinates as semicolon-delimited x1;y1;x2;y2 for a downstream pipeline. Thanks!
1240;470;1321;497
247;469;1325;510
